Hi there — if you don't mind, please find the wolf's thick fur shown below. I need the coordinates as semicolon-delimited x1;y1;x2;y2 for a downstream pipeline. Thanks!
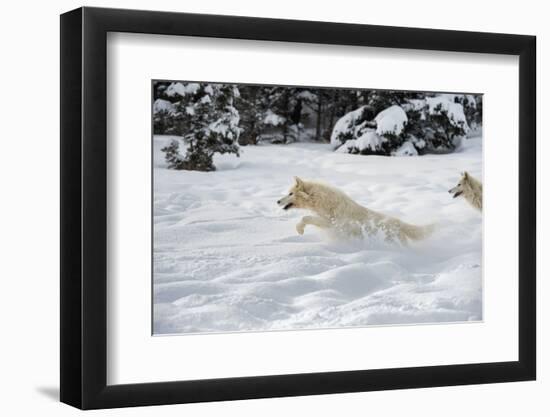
448;171;482;211
277;177;434;244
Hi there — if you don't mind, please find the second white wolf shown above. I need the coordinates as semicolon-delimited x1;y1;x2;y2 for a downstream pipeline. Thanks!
277;177;434;244
448;171;482;211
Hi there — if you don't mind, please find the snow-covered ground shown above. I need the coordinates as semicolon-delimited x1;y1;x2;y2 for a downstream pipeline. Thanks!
153;135;482;335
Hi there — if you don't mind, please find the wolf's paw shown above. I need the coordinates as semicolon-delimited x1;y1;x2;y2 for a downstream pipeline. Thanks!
296;222;305;235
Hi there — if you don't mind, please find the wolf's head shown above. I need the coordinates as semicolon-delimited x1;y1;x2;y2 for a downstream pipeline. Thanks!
448;171;471;199
277;177;310;211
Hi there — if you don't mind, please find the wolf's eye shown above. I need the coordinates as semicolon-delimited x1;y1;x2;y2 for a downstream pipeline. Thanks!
289;192;293;196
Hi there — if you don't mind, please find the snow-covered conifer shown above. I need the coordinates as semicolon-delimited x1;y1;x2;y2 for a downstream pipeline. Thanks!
161;82;241;171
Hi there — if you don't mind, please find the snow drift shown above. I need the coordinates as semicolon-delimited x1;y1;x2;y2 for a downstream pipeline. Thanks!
153;135;482;334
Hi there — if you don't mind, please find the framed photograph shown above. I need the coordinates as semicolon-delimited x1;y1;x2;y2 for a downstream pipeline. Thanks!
60;6;536;409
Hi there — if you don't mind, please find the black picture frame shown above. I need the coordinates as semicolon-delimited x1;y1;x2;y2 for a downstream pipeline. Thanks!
60;6;536;410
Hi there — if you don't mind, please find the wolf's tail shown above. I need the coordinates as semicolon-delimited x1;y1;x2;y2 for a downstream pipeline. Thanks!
401;222;436;241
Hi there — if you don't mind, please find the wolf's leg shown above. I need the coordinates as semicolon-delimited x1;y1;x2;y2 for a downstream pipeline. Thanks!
296;216;330;235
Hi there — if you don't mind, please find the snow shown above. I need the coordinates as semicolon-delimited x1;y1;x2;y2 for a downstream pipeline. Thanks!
409;134;426;150
356;129;383;150
153;99;175;115
439;93;477;109
153;135;482;334
464;94;477;108
263;109;286;126
297;90;318;101
165;82;200;97
403;98;426;112
331;104;409;153
208;105;241;140
335;140;354;154
392;141;418;156
374;105;408;136
426;95;469;130
199;94;212;104
335;130;386;154
330;106;367;147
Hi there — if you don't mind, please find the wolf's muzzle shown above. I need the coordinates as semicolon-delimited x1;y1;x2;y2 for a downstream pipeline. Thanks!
449;188;463;198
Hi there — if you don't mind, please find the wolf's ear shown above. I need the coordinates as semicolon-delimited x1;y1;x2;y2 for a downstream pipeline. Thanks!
463;171;469;179
294;176;304;188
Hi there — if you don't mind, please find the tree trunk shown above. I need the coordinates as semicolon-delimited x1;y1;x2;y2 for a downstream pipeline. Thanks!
282;90;290;143
324;90;338;141
315;94;323;142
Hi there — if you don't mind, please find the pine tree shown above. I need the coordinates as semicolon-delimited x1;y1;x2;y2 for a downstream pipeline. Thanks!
152;82;178;135
161;140;186;170
162;82;241;171
310;89;325;142
153;81;479;158
261;87;309;143
237;86;270;145
424;106;461;150
417;95;470;151
331;92;470;156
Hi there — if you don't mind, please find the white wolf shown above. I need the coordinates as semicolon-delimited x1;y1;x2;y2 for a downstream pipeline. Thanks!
277;177;434;244
448;171;482;211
